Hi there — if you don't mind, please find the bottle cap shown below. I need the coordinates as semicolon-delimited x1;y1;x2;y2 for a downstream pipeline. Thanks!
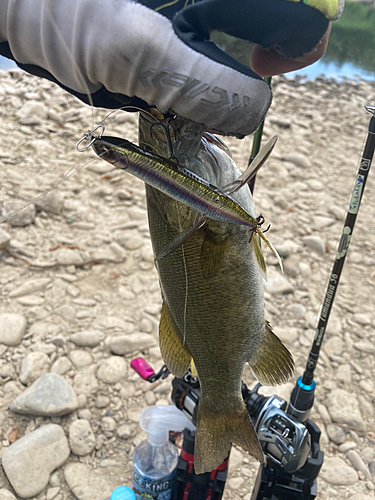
110;486;135;500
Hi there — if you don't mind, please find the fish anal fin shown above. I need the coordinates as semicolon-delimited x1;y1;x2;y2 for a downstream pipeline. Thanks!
249;321;294;386
159;303;191;378
200;230;231;279
195;400;264;474
251;232;267;280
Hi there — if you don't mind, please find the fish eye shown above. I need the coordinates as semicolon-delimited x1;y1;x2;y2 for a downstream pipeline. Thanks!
215;197;220;203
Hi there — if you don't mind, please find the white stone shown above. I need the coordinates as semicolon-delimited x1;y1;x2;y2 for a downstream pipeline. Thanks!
69;419;96;456
19;351;51;385
347;450;372;480
0;229;11;250
354;340;375;354
97;356;127;384
263;268;294;295
320;457;358;485
302;236;325;256
324;336;344;357
73;370;99;395
69;350;93;367
272;326;299;344
51;356;72;375
69;330;104;347
282;153;311;168
0;490;17;500
0;313;27;346
64;463;118;500
2;200;36;227
106;333;157;355
327;389;365;430
2;424;70;498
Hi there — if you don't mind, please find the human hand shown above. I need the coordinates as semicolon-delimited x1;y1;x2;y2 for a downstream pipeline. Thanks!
0;0;342;137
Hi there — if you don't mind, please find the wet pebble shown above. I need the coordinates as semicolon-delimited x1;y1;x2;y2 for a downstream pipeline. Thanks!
2;424;70;498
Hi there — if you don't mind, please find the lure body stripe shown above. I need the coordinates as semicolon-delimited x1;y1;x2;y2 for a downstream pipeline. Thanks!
93;137;259;228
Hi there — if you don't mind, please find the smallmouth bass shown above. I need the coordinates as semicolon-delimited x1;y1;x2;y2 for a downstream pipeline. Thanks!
139;113;294;474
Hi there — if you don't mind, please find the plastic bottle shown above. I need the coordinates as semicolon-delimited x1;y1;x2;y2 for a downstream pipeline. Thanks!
132;405;195;500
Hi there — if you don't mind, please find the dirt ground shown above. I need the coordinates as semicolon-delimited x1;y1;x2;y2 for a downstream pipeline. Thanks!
0;70;374;500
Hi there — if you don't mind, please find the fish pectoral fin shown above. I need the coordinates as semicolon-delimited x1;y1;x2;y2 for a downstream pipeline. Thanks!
221;136;278;195
256;229;284;274
194;401;264;475
200;230;231;279
251;231;267;281
249;320;294;386
156;213;206;261
159;303;192;378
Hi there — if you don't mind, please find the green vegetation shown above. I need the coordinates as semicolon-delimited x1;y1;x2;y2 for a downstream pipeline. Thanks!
324;1;375;73
211;2;375;77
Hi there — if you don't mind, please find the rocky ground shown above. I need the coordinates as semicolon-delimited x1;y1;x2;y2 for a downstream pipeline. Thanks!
0;69;374;500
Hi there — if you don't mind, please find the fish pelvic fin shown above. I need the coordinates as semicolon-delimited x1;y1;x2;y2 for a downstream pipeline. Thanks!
159;302;192;378
194;400;264;475
249;320;294;386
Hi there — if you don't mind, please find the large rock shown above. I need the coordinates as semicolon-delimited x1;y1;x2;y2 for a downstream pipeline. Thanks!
10;373;79;416
2;424;70;498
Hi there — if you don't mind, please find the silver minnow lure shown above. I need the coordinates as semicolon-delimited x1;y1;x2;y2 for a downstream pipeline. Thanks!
91;135;261;229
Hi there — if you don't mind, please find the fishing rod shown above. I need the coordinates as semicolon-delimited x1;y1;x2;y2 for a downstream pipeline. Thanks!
288;104;375;421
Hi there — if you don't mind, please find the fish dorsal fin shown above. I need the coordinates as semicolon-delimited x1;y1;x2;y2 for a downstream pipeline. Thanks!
221;136;278;196
256;228;283;273
159;302;192;378
200;229;231;279
251;231;267;280
156;213;206;261
249;321;294;386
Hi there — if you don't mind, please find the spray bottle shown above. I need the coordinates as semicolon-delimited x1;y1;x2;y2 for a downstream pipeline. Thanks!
132;405;195;500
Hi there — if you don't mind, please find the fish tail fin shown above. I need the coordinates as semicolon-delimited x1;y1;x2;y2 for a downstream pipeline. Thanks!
194;400;264;474
249;320;294;386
